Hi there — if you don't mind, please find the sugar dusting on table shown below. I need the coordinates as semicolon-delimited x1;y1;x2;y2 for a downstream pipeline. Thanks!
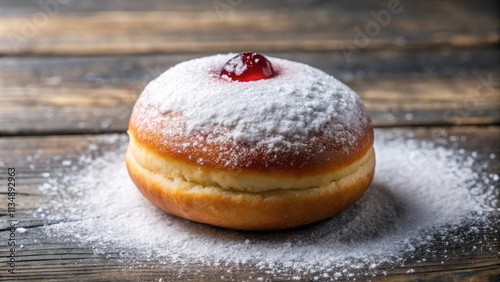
35;131;498;279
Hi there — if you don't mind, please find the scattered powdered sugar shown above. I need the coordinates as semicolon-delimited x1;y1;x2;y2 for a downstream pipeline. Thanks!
137;54;370;146
35;131;498;279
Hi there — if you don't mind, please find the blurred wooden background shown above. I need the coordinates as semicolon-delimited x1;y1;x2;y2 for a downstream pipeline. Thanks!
0;0;498;281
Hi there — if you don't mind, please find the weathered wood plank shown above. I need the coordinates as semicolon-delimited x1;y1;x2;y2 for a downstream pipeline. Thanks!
1;50;498;135
0;126;498;281
2;0;498;16
0;0;497;55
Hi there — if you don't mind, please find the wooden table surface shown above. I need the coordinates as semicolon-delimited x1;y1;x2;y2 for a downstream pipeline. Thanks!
0;0;498;281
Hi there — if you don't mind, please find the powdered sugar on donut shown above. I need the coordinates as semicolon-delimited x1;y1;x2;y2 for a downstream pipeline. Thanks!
137;54;370;148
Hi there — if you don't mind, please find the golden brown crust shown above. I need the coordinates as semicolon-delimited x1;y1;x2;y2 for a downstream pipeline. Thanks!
128;102;374;174
128;132;373;192
125;141;375;230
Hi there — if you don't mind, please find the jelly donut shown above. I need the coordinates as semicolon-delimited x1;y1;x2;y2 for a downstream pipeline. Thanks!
126;52;375;230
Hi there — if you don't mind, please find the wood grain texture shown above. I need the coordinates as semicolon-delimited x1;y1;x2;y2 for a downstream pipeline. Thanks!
0;127;498;281
1;49;499;135
0;0;497;55
0;0;498;280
